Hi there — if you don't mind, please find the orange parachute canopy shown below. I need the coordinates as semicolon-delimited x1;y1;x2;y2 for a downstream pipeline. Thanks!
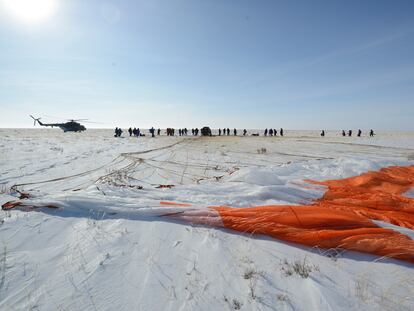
167;165;414;263
3;165;414;262
309;165;414;229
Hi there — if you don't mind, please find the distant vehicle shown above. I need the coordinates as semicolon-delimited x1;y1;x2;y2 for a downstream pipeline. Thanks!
30;115;86;132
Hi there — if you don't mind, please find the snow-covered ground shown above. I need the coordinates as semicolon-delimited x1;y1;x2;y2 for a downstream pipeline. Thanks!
0;128;413;310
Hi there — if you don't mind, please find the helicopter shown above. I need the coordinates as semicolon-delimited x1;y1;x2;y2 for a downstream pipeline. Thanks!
30;115;86;132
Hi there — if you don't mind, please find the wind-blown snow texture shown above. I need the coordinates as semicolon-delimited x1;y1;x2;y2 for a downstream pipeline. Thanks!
0;129;413;310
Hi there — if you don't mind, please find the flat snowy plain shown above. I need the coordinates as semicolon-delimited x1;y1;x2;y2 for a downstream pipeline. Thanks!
0;129;413;310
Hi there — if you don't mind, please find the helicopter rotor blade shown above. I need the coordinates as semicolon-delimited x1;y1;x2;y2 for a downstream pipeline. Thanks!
67;119;89;122
29;115;40;126
80;120;104;124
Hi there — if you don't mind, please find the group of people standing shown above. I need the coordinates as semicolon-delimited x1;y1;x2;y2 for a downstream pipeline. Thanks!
117;127;376;138
114;127;123;137
123;127;196;137
117;127;286;137
126;127;143;137
216;128;284;136
263;128;284;136
320;129;375;137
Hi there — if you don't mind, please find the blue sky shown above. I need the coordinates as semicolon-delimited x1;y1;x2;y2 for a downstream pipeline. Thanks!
1;0;413;129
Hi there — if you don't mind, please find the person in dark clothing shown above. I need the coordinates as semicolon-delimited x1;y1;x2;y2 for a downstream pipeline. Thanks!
342;130;346;137
269;129;273;136
218;128;221;136
243;129;247;136
136;128;140;137
264;128;268;136
157;128;161;135
370;129;375;137
280;128;284;136
179;129;182;136
321;130;325;137
357;129;362;137
115;127;119;137
150;127;155;137
117;128;123;137
348;130;352;137
233;128;237;136
227;128;230;136
128;127;132;136
274;129;277;136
